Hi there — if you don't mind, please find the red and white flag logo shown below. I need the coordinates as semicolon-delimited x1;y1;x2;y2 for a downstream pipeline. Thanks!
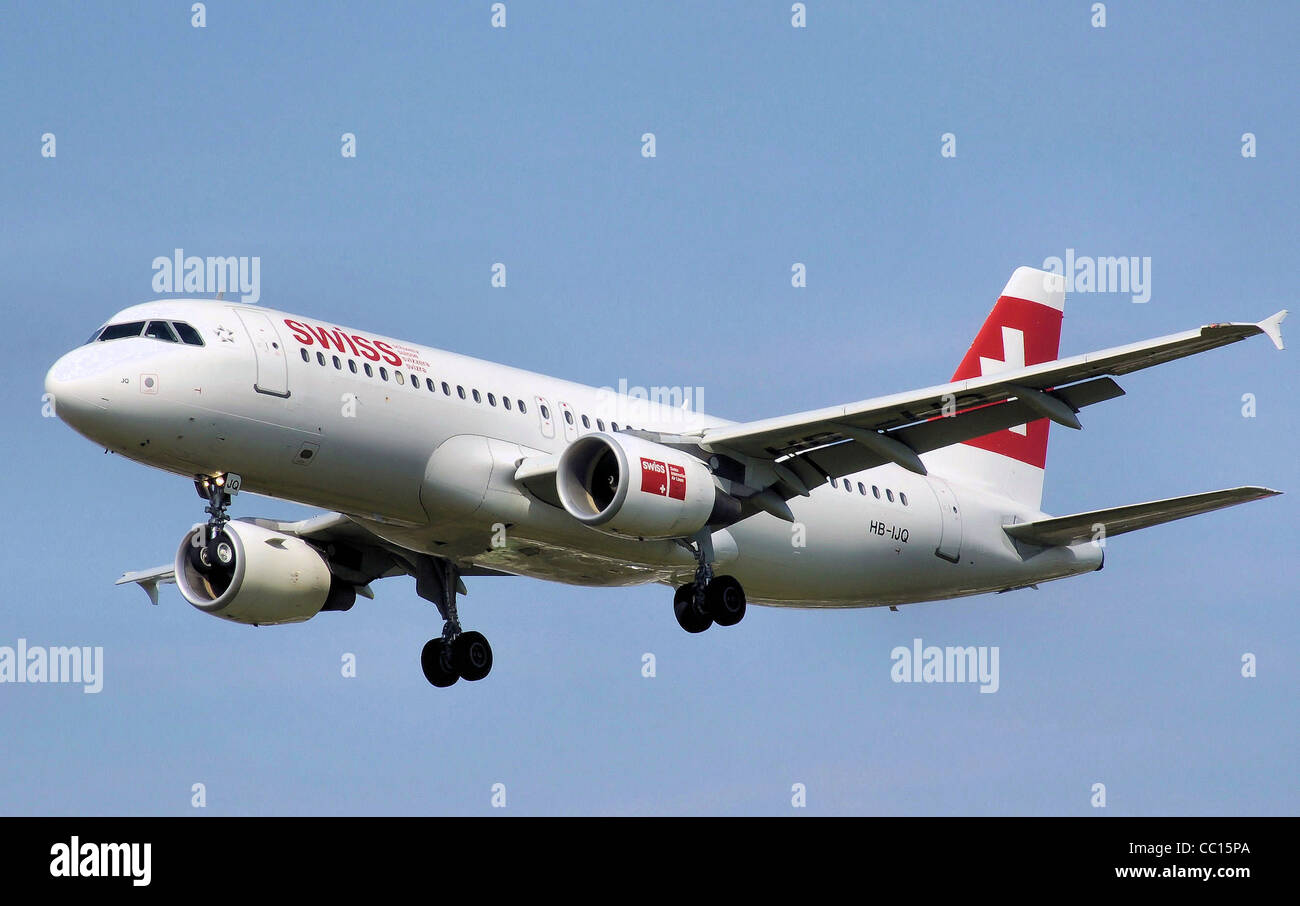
640;458;686;500
950;289;1064;469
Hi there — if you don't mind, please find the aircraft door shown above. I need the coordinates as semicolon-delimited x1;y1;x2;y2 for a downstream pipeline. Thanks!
930;478;963;563
558;400;578;441
235;309;289;398
534;396;555;439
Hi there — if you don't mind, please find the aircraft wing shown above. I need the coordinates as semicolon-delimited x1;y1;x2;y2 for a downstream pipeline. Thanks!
1003;487;1281;547
687;311;1286;499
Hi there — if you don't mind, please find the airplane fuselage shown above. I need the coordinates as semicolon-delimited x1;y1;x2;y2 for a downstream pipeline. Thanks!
46;299;1102;608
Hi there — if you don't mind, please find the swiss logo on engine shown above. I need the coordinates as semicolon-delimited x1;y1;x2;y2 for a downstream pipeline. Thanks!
640;458;686;500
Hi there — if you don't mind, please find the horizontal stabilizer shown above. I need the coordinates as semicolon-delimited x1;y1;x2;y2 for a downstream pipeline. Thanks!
1004;486;1281;547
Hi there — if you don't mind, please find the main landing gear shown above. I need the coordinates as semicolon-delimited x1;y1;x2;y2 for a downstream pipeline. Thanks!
673;531;746;634
415;556;492;688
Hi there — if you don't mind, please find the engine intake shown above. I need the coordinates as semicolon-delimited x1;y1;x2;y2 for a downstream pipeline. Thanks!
556;433;736;539
174;520;341;625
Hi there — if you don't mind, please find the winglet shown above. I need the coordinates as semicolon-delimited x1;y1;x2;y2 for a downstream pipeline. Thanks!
117;575;160;605
1258;310;1287;351
115;565;176;605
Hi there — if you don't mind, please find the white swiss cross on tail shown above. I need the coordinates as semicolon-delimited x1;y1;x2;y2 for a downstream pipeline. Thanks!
978;325;1029;434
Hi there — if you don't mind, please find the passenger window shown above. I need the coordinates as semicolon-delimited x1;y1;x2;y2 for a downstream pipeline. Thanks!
426;378;435;392
317;352;326;366
333;355;342;370
518;400;527;414
900;492;908;506
300;348;309;362
380;367;389;381
442;382;450;395
145;321;178;342
349;360;358;374
581;414;590;429
541;405;551;420
488;393;496;407
98;321;146;341
844;481;852;493
886;489;894;502
172;322;204;346
830;478;838;489
395;370;404;385
858;482;866;495
457;386;466;399
364;363;373;377
472;389;481;403
872;486;881;499
503;397;512;411
564;410;573;425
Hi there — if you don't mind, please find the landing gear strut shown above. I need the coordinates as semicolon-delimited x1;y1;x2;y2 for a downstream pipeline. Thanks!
673;530;746;633
189;473;240;579
416;556;493;687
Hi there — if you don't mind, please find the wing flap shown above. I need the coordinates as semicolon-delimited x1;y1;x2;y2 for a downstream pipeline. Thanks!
795;377;1124;482
1003;486;1281;547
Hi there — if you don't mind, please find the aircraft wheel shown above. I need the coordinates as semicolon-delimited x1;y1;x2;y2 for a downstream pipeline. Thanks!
421;638;459;687
673;583;713;634
452;631;493;681
706;575;747;627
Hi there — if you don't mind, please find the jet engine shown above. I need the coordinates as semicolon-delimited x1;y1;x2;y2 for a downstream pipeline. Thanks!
556;433;739;539
174;520;354;625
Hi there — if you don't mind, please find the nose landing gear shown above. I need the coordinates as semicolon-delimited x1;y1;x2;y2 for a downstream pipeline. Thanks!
188;473;241;586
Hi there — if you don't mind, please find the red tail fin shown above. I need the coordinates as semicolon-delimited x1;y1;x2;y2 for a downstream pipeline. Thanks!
923;267;1065;510
949;267;1065;469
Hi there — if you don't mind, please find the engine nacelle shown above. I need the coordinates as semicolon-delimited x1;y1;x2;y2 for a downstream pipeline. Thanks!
174;520;342;626
556;433;736;539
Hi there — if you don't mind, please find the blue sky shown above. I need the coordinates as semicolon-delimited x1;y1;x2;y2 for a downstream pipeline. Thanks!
2;1;1296;815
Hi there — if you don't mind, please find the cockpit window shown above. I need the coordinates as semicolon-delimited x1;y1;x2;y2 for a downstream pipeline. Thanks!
85;328;103;344
97;321;147;341
172;322;204;346
145;320;179;342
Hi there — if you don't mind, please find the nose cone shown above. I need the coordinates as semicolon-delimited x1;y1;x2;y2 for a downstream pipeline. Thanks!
45;346;113;433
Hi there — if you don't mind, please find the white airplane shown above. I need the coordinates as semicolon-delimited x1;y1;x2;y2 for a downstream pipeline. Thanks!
46;267;1285;687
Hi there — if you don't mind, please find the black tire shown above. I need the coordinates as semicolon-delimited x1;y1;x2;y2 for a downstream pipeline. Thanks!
673;583;712;633
452;631;493;681
421;638;459;687
706;575;747;627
